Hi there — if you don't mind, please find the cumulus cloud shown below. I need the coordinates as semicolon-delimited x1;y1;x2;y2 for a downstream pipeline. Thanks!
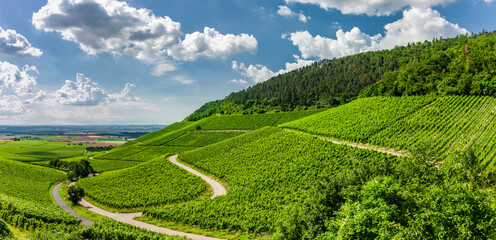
284;0;455;16
286;7;469;59
232;55;314;83
171;75;196;85
56;73;108;105
32;0;258;73
0;95;27;114
55;73;140;105
112;83;140;102
0;61;38;96
168;27;258;61
0;27;43;57
277;5;310;22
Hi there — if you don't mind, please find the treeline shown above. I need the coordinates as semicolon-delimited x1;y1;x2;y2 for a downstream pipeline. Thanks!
188;31;496;121
86;146;114;152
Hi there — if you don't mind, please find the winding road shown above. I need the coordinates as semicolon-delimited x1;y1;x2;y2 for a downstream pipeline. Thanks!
52;154;226;240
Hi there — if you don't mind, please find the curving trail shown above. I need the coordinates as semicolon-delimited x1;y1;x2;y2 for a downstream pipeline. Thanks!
169;154;227;198
52;182;94;227
54;155;226;240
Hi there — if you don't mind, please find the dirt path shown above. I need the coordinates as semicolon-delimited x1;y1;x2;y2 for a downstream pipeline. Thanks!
169;155;227;198
196;130;253;133
52;182;94;227
78;199;223;240
283;128;409;157
55;155;226;239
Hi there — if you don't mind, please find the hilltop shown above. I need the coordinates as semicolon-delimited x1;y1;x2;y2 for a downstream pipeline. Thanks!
188;31;496;120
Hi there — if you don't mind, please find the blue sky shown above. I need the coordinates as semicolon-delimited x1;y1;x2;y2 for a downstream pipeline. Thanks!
0;0;495;125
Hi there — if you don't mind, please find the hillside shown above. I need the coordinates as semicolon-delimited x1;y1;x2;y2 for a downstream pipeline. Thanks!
188;31;496;121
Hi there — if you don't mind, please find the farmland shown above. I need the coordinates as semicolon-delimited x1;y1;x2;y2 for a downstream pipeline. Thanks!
282;96;435;142
78;157;207;209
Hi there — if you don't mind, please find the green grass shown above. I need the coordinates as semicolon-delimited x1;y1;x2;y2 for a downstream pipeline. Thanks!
144;127;399;233
0;158;65;204
0;140;85;162
282;96;435;142
78;157;208;209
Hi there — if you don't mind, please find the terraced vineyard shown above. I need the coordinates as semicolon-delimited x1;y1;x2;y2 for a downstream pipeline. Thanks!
144;127;399;233
0;158;65;204
369;96;496;168
282;96;435;141
78;157;208;208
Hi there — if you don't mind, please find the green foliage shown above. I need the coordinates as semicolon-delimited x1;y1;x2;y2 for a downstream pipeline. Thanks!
275;152;496;239
51;159;95;180
144;127;397;233
0;193;79;224
87;159;143;172
0;158;65;204
80;219;184;240
133;121;194;144
165;131;246;147
85;146;114;152
369;96;496;168
95;145;195;161
188;32;496;121
78;157;207;208
68;185;85;205
0;218;12;238
282;96;434;142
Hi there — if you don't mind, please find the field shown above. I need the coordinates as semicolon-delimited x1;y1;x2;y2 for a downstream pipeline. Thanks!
0;158;65;204
369;96;496;168
144;127;399;233
78;157;207;209
0;140;86;162
282;96;435;141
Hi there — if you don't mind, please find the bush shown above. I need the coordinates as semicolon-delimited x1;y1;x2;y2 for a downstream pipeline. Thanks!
68;185;84;205
0;218;12;238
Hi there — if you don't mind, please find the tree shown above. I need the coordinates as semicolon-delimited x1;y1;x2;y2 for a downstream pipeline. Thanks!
68;185;85;205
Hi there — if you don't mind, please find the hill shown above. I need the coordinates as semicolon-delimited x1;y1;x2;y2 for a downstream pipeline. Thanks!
188;31;496;121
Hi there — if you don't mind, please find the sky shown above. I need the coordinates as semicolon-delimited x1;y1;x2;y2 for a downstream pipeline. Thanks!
0;0;495;125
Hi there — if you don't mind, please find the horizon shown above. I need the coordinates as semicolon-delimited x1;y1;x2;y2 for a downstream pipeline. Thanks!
1;0;495;125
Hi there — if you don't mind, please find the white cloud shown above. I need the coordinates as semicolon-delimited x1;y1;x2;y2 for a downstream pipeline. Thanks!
171;75;196;85
0;95;27;115
0;27;43;57
286;7;469;59
32;0;181;58
151;62;177;76
228;79;249;85
56;73;108;105
31;90;48;102
232;56;314;83
0;61;38;96
32;0;258;74
55;73;141;105
284;0;455;16
167;27;258;61
277;5;310;23
113;83;139;102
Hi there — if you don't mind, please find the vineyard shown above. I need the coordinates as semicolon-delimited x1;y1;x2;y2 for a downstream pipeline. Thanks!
78;157;208;209
282;96;435;142
144;127;399;233
0;158;65;204
369;95;496;169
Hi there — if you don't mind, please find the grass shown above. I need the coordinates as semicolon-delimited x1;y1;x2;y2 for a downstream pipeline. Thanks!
57;180;108;222
137;216;271;240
